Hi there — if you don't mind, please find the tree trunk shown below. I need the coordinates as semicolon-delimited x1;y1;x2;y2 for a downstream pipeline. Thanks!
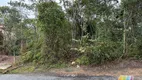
20;39;26;54
123;9;127;55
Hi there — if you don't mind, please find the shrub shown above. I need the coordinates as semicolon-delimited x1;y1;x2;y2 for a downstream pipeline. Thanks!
76;55;90;65
75;38;123;65
90;41;122;64
22;51;34;63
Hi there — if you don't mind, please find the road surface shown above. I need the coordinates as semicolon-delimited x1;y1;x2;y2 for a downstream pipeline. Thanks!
0;74;142;80
0;74;118;80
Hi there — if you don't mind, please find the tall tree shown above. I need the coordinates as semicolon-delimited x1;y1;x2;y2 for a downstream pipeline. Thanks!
37;2;71;63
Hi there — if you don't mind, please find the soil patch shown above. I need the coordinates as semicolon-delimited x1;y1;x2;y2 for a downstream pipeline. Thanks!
0;55;14;65
50;60;142;76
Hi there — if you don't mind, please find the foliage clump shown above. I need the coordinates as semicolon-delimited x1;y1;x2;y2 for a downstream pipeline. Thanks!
37;2;71;64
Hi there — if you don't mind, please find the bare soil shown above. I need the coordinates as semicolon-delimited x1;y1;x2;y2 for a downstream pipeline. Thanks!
1;55;142;77
0;55;14;65
50;60;142;76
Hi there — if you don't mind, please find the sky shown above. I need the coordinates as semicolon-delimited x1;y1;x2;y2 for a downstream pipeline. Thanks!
0;0;9;6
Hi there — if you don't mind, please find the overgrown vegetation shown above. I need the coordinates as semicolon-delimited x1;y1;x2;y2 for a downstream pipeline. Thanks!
0;0;142;67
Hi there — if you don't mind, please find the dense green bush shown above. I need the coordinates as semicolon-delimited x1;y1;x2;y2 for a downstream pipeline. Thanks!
37;2;71;64
22;51;33;63
74;36;123;65
129;39;142;59
90;41;122;64
76;55;90;65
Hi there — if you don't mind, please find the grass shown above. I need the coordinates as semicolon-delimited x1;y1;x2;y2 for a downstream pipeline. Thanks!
8;62;68;74
9;64;35;74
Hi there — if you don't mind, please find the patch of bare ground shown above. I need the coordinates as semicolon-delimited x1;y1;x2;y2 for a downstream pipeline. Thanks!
0;55;15;65
50;59;142;76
